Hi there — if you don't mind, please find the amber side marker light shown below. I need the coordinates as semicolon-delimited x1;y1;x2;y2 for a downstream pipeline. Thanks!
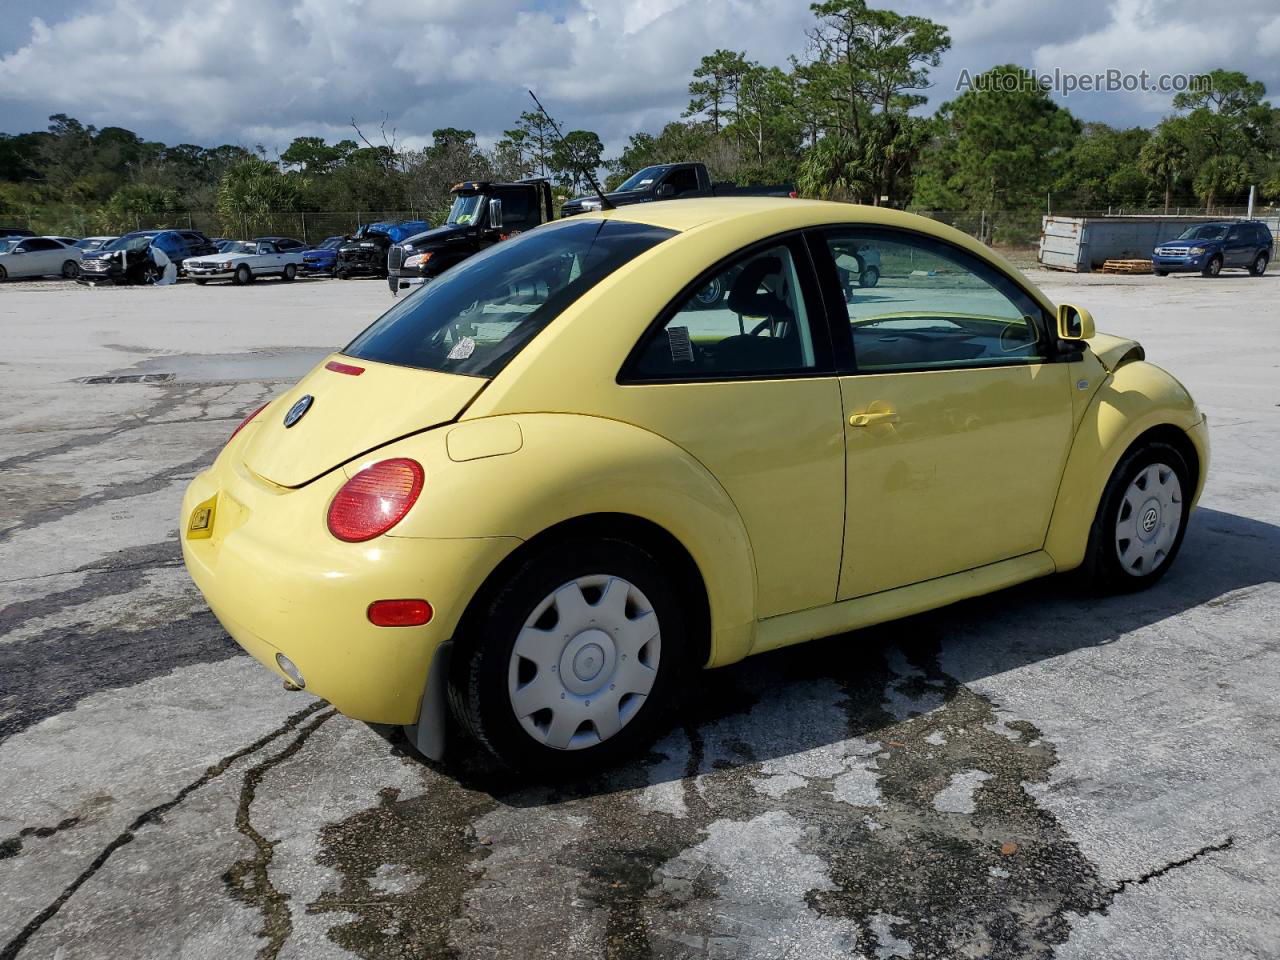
368;599;434;627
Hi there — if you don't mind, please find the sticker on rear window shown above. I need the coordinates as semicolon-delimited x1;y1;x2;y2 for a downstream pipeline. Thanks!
667;326;694;364
448;336;476;360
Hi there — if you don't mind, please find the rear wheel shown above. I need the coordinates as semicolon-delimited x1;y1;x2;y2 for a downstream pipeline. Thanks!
193;279;208;286
1250;252;1268;277
692;276;723;308
280;263;297;282
859;265;880;287
1082;441;1191;592
1201;255;1222;278
61;260;80;279
233;264;252;286
0;265;7;281
1154;269;1169;277
448;537;687;772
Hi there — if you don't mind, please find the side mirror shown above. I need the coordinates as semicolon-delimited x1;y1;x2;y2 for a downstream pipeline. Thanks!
657;183;676;198
1056;303;1095;341
9;247;23;255
488;198;503;230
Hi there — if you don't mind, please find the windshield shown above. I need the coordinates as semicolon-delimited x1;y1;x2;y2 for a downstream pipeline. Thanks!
0;239;17;254
219;241;256;255
103;233;158;252
1176;224;1227;241
447;194;485;226
320;237;343;249
616;166;666;192
344;219;675;378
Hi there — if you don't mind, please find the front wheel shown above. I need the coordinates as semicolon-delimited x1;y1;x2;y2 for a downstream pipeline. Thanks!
233;264;252;285
859;265;880;288
1081;441;1191;592
1154;269;1169;277
1201;255;1222;278
448;537;687;772
1250;252;1268;277
193;279;208;286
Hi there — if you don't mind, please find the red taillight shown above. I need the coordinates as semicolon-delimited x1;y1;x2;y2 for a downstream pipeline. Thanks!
327;458;424;542
367;599;433;627
228;403;269;444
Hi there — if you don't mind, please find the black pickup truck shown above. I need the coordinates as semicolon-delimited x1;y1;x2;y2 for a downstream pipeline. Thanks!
561;162;793;216
387;178;555;294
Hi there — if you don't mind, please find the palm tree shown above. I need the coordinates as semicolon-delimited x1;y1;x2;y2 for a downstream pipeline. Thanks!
1138;134;1187;214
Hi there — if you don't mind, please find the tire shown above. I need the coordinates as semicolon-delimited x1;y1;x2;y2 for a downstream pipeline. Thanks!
336;270;350;280
1249;252;1268;277
1201;255;1222;278
233;264;252;286
280;263;297;282
61;260;80;279
448;536;688;773
140;264;160;285
0;265;7;281
1081;440;1192;593
859;266;880;288
692;277;723;308
193;279;208;286
1154;269;1169;277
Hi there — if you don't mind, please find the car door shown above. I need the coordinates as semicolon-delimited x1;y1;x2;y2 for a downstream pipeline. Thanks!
617;235;846;618
1223;225;1251;267
256;241;281;272
811;227;1075;600
18;237;62;276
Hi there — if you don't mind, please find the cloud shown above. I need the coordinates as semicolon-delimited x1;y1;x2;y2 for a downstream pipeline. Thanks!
0;0;1275;155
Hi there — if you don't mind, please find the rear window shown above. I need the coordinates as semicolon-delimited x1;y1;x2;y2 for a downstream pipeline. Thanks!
344;219;675;378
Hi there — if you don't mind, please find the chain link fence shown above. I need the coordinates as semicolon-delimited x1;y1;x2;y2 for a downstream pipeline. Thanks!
1;211;433;245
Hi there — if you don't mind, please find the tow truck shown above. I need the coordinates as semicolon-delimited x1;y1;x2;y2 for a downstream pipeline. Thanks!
387;179;555;294
561;162;793;216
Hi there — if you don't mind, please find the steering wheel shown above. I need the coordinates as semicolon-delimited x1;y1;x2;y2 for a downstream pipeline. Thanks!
749;317;776;336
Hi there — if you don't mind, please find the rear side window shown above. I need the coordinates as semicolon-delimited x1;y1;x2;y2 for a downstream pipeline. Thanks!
344;219;675;378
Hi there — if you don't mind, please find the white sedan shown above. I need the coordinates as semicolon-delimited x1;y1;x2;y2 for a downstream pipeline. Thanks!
0;236;81;280
184;237;307;285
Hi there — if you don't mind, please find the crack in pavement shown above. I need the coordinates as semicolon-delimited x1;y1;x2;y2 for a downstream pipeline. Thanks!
1100;837;1236;902
0;702;326;960
223;708;336;960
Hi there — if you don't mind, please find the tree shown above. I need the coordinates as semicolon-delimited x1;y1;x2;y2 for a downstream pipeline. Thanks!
281;137;356;174
1057;123;1151;209
1138;132;1188;212
912;65;1080;226
793;0;949;204
216;157;304;236
685;50;752;132
550;130;604;193
512;111;556;178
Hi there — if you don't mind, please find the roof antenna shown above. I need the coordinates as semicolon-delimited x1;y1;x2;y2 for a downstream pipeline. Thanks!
528;89;614;210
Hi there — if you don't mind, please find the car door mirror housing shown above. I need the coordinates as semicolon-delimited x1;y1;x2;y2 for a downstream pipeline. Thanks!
488;198;503;230
1057;303;1095;341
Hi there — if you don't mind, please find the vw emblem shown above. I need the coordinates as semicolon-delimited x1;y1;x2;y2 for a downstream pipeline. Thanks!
283;394;313;428
1141;507;1159;533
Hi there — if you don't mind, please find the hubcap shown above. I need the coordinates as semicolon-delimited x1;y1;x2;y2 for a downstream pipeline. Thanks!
1115;462;1182;576
508;574;660;750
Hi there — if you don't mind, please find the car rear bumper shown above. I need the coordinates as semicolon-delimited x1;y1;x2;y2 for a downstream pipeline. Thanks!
180;444;519;725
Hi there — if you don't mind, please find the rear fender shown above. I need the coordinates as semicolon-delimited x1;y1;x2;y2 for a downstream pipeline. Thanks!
369;413;758;666
1045;360;1207;570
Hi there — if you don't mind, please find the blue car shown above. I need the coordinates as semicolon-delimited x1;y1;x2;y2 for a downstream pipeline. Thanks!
1153;221;1273;277
300;236;344;276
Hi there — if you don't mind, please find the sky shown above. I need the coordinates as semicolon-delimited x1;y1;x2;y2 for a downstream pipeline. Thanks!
1;0;1278;159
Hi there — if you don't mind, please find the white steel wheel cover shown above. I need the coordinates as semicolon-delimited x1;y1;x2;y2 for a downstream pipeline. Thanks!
1115;462;1183;576
508;574;660;750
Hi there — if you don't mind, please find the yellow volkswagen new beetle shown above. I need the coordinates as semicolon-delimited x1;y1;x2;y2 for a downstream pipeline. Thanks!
181;198;1207;770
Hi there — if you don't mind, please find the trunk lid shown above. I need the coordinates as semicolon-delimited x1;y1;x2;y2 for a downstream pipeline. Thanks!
241;354;486;487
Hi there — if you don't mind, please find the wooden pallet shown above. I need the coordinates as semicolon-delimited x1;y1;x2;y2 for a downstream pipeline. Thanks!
1101;259;1154;274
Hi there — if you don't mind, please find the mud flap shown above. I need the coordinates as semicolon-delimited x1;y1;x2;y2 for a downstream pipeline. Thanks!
404;640;453;760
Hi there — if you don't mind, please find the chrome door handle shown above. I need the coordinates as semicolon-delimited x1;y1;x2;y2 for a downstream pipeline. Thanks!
849;411;900;427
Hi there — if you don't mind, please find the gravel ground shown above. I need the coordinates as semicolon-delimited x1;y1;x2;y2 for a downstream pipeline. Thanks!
1;268;1277;960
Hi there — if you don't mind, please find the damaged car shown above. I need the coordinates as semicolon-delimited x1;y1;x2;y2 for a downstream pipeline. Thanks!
335;220;429;279
78;229;217;285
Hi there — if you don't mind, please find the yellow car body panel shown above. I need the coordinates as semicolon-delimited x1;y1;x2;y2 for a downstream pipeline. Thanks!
179;197;1207;739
